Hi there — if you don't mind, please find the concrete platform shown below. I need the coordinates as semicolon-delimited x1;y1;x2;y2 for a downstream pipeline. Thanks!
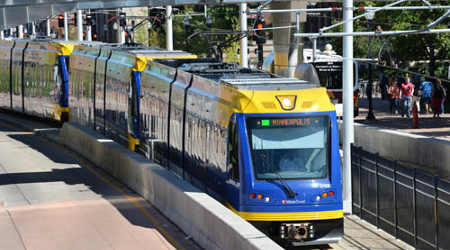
330;215;413;250
0;114;200;250
353;97;450;178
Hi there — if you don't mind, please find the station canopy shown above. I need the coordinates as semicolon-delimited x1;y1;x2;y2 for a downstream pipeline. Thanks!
0;0;273;29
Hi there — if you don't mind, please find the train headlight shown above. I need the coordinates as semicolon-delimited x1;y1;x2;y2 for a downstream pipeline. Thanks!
282;98;292;107
257;194;264;200
265;197;270;202
322;192;328;198
316;195;321;201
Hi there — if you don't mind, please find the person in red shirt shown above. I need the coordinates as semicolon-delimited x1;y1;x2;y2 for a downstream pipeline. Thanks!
388;79;401;114
400;78;414;118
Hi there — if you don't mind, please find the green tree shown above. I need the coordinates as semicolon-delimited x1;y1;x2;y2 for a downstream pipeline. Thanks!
147;6;241;62
329;1;450;77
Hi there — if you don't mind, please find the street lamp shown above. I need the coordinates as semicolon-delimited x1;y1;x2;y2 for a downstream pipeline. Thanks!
366;9;376;120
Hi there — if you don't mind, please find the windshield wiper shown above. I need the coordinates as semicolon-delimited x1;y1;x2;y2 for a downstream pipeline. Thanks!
272;172;297;198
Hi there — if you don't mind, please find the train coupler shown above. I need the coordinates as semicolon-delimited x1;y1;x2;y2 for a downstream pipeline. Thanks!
280;222;314;241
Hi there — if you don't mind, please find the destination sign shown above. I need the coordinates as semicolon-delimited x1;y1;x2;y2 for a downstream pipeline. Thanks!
255;117;322;128
314;62;342;72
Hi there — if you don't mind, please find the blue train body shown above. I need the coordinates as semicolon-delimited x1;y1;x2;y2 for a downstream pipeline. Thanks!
0;39;343;247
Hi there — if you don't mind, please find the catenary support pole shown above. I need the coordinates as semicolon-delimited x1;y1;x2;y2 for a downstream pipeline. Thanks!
0;30;3;40
120;27;126;44
343;0;354;214
18;25;23;38
46;18;51;37
31;22;36;37
120;9;125;44
64;12;69;41
86;10;92;41
77;9;83;41
86;25;92;41
240;3;248;68
166;5;173;51
312;38;317;62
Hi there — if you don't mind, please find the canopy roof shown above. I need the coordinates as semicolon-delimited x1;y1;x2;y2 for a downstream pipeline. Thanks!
0;0;271;29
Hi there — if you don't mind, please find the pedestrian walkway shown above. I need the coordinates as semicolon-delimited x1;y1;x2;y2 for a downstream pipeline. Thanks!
356;97;450;141
330;215;413;250
0;112;200;250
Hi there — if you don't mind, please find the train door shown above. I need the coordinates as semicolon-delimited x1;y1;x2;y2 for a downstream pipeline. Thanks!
127;70;141;151
225;114;241;208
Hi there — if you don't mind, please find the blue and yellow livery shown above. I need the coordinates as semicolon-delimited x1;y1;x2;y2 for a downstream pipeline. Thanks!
0;40;342;247
149;60;343;246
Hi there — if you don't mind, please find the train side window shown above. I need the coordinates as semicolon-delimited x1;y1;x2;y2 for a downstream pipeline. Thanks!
228;117;239;181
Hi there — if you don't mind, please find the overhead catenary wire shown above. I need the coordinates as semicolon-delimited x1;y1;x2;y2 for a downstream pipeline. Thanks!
245;3;450;40
248;5;450;14
319;0;409;33
295;28;450;38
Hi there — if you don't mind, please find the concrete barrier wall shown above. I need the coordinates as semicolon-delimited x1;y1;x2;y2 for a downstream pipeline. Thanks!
60;122;282;250
339;122;450;177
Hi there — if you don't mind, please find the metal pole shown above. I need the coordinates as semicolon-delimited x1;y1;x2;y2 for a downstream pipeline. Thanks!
342;0;354;214
46;18;51;37
120;9;125;44
249;5;450;14
18;25;23;38
0;30;3;40
86;25;92;41
287;10;301;78
240;3;248;68
77;9;83;41
321;0;407;33
312;38;317;62
295;28;450;38
166;5;173;51
257;43;263;69
64;12;69;41
31;22;36;37
367;20;376;120
148;7;152;47
120;27;126;44
86;10;92;41
364;5;450;11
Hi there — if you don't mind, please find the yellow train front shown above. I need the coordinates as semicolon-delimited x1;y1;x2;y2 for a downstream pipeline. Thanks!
152;60;343;247
0;38;343;247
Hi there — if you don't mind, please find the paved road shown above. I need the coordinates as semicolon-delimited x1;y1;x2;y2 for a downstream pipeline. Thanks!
0;115;200;250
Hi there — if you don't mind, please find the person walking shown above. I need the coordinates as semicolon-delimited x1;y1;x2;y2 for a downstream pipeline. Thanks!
388;79;400;114
400;77;414;118
379;73;389;100
419;77;433;114
432;79;446;118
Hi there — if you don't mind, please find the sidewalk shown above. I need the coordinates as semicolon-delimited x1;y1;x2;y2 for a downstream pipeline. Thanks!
330;215;413;250
356;97;450;141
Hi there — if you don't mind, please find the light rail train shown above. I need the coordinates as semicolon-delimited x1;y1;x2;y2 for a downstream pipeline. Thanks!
0;39;343;247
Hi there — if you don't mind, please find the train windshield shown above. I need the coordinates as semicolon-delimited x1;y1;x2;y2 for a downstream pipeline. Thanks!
246;116;329;180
